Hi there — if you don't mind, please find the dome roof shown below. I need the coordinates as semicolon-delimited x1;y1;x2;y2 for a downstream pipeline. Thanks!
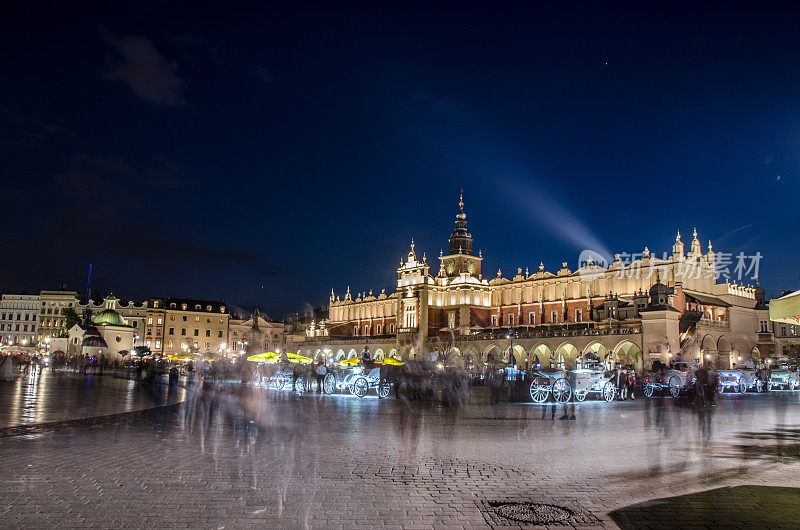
82;326;108;348
93;308;125;327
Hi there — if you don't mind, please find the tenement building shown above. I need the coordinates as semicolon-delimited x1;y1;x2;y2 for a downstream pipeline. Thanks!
293;195;766;371
0;293;40;346
228;309;285;357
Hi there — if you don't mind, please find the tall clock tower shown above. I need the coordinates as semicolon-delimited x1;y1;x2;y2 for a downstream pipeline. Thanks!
438;192;482;278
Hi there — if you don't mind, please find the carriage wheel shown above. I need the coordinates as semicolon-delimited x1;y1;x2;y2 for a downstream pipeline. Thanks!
754;379;763;393
377;379;391;398
273;372;288;390
309;378;319;393
737;379;747;394
603;381;616;402
552;378;571;403
668;376;680;398
529;380;549;403
619;385;629;401
294;376;306;395
768;381;774;391
353;377;368;398
323;372;336;394
644;383;654;398
574;389;588;402
792;379;799;391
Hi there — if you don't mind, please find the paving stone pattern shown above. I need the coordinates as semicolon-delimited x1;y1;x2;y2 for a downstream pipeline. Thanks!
2;378;800;528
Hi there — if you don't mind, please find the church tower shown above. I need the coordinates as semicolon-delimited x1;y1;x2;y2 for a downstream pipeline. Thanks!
438;191;483;278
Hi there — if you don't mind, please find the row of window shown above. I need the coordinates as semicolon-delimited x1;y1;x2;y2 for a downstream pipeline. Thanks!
146;327;224;338
353;323;395;336
0;313;36;321
167;302;226;313
1;302;37;310
491;310;582;327
145;339;216;351
146;315;225;325
0;323;34;332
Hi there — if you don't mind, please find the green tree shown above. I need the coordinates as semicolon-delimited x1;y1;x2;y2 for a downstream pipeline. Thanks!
63;306;81;330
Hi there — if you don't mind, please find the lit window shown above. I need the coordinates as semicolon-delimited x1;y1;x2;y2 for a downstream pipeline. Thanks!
157;317;163;325
155;340;161;349
147;317;153;325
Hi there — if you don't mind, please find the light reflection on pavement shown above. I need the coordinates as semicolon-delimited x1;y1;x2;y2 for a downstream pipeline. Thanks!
1;373;800;528
0;370;185;428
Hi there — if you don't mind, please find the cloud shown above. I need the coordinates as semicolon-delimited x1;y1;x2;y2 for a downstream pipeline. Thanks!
104;35;185;106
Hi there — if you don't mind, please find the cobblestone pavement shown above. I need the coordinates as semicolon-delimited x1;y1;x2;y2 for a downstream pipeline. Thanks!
2;376;800;528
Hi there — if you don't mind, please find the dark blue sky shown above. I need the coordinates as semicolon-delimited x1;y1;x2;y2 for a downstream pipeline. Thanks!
1;2;798;318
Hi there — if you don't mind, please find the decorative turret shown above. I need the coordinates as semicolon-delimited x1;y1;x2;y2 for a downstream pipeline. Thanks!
438;191;482;278
448;190;474;256
690;227;702;255
672;230;685;258
648;271;673;307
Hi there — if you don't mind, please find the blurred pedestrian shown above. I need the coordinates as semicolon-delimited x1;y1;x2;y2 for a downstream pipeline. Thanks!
315;361;327;393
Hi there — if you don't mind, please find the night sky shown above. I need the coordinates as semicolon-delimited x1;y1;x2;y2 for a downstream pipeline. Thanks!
1;3;798;318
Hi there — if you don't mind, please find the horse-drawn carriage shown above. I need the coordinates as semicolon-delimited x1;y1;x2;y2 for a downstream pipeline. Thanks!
642;361;695;397
570;361;617;402
717;359;763;393
322;360;390;398
768;357;800;391
529;368;572;403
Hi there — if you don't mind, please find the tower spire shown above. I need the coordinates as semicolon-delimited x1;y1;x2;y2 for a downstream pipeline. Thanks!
459;188;464;213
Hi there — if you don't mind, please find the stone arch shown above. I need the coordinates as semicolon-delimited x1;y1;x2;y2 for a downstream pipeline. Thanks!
529;344;552;368
555;342;580;369
484;344;502;363
700;334;716;352
347;348;357;359
335;348;345;361
510;344;526;366
388;348;398;360
409;347;417;360
583;341;610;362
613;340;643;372
463;345;480;367
313;348;321;361
374;348;384;360
716;336;732;369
